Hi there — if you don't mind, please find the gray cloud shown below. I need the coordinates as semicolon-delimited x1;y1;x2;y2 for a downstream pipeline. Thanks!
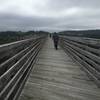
47;0;100;10
0;0;100;32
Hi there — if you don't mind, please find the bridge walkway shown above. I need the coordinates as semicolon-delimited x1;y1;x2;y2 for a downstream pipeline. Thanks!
19;38;100;100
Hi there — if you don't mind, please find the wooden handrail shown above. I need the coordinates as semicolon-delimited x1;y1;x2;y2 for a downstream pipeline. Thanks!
59;36;100;87
0;35;47;100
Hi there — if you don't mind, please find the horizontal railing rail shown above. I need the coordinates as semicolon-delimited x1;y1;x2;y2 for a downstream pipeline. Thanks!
59;36;100;87
62;36;100;48
0;36;43;64
0;35;47;100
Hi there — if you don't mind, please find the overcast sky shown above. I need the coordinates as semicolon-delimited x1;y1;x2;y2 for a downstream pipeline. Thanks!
0;0;100;32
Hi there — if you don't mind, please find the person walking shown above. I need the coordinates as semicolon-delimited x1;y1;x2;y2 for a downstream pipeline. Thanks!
49;33;52;38
52;33;59;50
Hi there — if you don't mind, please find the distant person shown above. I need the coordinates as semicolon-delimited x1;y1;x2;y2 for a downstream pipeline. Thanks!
52;33;59;50
49;33;52;38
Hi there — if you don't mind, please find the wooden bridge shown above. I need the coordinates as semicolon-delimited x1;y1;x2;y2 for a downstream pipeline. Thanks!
0;35;100;100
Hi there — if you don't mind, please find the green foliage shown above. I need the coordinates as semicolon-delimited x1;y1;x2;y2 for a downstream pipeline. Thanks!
58;30;100;39
0;31;49;45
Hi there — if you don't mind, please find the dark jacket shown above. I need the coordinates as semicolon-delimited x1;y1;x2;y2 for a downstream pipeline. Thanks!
53;34;59;42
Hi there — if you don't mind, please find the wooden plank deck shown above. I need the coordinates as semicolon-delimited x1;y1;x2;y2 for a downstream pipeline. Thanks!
19;38;100;100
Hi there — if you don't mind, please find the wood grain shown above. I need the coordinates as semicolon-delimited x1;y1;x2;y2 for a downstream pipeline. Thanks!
19;38;100;100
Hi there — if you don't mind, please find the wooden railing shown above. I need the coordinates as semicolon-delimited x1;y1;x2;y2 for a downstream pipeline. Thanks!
0;35;46;100
59;36;100;87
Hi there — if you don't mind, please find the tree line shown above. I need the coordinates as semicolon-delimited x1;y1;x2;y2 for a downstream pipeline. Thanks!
0;31;48;45
58;29;100;39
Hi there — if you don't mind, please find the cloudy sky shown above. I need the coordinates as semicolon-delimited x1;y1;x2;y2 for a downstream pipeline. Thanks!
0;0;100;32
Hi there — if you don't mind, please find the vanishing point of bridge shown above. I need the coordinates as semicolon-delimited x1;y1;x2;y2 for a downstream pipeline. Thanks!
0;35;100;100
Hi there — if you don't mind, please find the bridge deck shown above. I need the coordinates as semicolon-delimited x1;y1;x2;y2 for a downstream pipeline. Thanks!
19;38;100;100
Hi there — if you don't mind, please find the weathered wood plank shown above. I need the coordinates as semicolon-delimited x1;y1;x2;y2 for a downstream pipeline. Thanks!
19;38;100;100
